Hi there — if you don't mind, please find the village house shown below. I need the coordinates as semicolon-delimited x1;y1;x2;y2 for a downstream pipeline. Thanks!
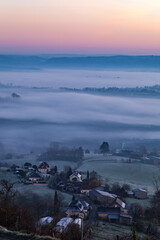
132;188;147;199
66;199;89;218
69;172;82;182
28;171;42;183
150;156;160;165
70;182;82;193
80;179;93;194
80;185;92;195
69;180;92;194
38;162;50;174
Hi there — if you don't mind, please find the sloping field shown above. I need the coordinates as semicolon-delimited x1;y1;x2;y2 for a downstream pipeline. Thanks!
15;184;72;207
0;170;18;182
78;160;160;194
0;226;57;240
0;158;77;171
0;169;72;207
91;221;146;240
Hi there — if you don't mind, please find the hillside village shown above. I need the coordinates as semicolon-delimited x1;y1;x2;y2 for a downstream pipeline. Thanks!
0;144;160;239
0;161;153;239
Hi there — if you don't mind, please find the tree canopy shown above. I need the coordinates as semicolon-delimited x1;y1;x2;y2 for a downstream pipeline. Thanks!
100;141;109;153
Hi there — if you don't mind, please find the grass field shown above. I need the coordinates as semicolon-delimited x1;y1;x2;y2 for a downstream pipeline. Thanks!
91;221;147;240
125;197;152;208
0;169;18;182
0;168;72;207
78;159;160;194
14;183;72;207
1;154;159;195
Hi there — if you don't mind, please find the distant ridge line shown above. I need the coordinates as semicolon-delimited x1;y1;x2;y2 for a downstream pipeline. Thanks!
0;55;160;71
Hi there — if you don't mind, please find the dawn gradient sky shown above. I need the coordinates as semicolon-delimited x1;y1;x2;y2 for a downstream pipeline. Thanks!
0;0;160;54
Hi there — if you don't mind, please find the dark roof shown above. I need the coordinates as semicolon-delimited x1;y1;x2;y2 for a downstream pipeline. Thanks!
69;200;80;207
67;206;81;211
38;162;50;169
70;171;81;177
110;198;125;209
132;188;147;193
98;207;120;214
28;171;41;178
90;189;116;199
120;213;132;219
80;200;89;207
90;189;101;197
69;199;89;209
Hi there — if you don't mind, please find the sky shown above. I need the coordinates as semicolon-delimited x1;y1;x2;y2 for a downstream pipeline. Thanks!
0;0;160;54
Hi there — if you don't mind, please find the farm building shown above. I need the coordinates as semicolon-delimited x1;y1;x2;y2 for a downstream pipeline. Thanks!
38;162;50;174
55;217;81;234
38;216;53;225
36;216;53;231
128;191;134;198
119;213;133;225
89;189;117;205
98;207;120;221
69;172;82;182
55;217;73;233
97;207;132;225
109;198;126;212
74;218;82;228
132;188;147;199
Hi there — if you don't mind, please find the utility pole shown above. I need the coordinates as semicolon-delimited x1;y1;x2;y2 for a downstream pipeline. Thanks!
81;217;83;240
79;212;84;240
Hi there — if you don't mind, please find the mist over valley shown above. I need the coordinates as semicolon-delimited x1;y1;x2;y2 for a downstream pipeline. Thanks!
0;58;160;153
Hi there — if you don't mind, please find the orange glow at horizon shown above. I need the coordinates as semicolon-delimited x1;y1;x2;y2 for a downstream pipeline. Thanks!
0;0;160;54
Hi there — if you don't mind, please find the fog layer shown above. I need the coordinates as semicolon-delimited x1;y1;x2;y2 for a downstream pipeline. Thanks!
0;69;160;152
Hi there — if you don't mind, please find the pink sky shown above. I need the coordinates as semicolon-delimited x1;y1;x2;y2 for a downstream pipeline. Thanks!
0;0;160;54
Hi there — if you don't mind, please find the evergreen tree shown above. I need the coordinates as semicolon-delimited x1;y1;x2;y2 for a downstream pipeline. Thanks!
100;142;109;153
85;149;90;154
54;190;58;206
24;162;32;167
32;165;37;170
72;195;75;202
54;165;58;173
133;229;138;240
78;147;84;159
53;190;59;215
87;170;90;180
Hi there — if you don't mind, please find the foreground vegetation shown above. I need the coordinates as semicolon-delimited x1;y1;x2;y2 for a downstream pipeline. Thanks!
0;226;56;240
